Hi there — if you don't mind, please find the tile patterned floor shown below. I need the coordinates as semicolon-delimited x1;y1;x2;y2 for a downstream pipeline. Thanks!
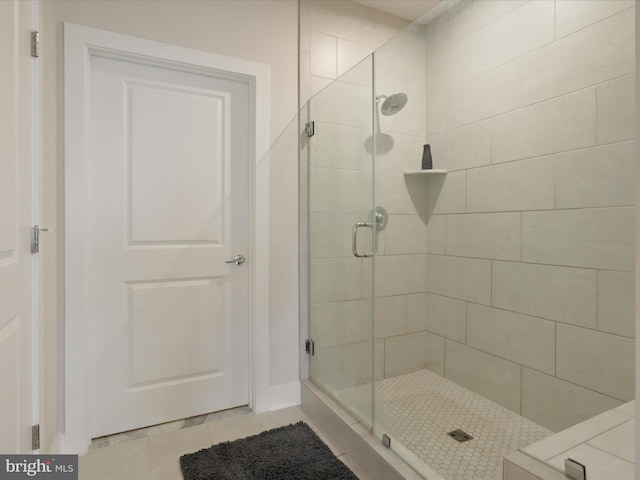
80;370;554;480
79;406;370;480
370;369;553;480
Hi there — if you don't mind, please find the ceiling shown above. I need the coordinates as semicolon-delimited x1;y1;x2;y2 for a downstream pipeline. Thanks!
350;0;442;21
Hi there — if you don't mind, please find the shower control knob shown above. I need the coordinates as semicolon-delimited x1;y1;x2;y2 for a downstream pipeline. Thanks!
225;255;246;266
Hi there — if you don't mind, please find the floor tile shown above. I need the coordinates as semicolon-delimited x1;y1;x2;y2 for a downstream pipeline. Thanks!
81;406;356;480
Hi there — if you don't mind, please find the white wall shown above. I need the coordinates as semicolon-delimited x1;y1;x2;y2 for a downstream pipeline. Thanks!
41;0;299;451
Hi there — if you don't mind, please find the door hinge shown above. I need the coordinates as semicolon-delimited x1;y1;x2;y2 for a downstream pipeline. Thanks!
305;339;315;356
32;424;40;450
31;31;39;58
305;121;315;138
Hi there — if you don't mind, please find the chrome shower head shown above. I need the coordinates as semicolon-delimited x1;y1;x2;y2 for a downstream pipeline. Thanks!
378;92;408;116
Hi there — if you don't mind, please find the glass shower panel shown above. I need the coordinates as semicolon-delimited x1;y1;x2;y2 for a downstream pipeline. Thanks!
307;55;375;428
370;20;434;475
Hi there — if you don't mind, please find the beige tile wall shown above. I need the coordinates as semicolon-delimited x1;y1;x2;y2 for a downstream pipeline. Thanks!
300;0;409;105
370;23;431;382
420;0;635;432
306;0;635;435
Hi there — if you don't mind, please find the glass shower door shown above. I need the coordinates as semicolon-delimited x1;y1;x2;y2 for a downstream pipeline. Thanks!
307;55;375;427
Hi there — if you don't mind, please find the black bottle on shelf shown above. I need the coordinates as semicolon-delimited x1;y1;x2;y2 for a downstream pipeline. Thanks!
422;144;433;170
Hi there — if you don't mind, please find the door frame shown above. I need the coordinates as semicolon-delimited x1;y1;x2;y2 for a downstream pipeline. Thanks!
63;23;270;454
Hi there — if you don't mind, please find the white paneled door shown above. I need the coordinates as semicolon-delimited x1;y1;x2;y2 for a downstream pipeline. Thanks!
0;0;34;453
89;55;250;437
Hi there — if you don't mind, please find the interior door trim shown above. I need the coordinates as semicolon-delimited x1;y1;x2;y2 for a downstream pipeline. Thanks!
63;23;270;454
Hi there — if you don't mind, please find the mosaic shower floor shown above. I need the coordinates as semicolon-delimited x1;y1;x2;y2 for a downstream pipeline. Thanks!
337;369;553;480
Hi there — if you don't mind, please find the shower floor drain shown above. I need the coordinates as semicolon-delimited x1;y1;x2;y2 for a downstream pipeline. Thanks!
447;429;473;442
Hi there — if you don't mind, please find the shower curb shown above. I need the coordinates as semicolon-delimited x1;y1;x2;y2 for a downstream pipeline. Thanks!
300;380;423;480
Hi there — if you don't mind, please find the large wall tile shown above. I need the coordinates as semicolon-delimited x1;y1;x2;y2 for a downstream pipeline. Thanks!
521;368;623;432
377;173;427;215
426;0;553;95
481;0;554;75
375;295;406;339
310;213;371;259
310;257;363;303
425;332;445;376
384;214;427;255
310;31;337;79
445;62;521;129
445;340;521;413
597;271;635;338
311;299;371;347
467;304;555;375
360;257;373;299
424;0;525;61
597;74;635;145
491;88;596;164
384;332;428;377
522;207;635;271
310;80;372;129
426;120;491;172
425;293;466;343
492;261;597;328
555;0;635;38
313;340;373;391
425;170;466;214
426;254;491;305
424;0;528;58
337;37;367;77
425;91;445;136
310;122;371;171
556;324;635;401
375;133;427;174
375;254;427;297
406;293;427;333
520;8;634;105
378;91;427;138
310;167;371;213
446;212;521;261
310;75;333;97
466;157;555;212
300;51;311;104
375;23;426;95
426;214;445;254
555;142;635;209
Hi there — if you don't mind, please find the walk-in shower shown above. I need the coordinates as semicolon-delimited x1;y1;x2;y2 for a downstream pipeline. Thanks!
304;1;635;479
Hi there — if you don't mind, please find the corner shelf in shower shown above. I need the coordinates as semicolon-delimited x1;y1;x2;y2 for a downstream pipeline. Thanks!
403;169;448;176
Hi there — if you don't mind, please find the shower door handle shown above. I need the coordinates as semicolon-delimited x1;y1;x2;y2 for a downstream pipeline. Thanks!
352;222;373;258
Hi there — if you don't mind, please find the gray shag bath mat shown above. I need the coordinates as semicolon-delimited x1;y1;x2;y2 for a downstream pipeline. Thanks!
180;421;359;480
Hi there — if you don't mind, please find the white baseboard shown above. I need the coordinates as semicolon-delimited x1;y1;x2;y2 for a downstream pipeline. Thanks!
268;380;301;411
